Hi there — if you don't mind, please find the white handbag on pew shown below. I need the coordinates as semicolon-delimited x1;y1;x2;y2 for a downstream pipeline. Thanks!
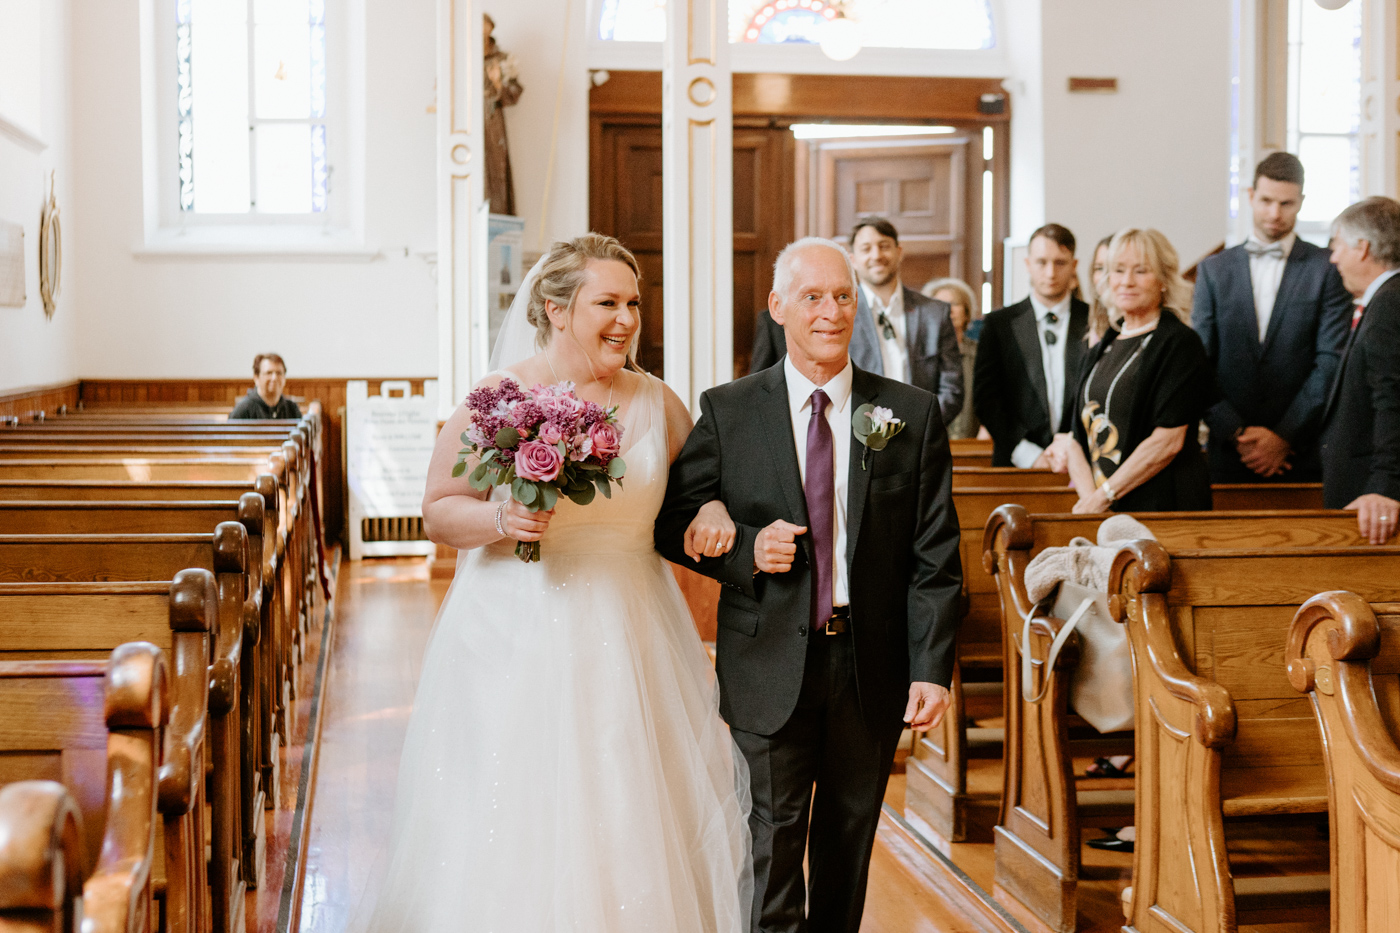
1021;580;1135;734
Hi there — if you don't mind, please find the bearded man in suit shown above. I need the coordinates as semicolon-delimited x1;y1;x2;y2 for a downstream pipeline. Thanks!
750;218;964;425
658;237;962;932
1192;152;1352;482
973;223;1091;467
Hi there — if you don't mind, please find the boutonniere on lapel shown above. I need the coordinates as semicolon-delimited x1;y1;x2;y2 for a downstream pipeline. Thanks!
852;404;906;470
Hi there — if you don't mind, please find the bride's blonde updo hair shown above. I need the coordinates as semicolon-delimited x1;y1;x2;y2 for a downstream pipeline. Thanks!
528;233;642;348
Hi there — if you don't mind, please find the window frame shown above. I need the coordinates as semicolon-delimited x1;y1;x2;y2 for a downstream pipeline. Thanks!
1285;0;1361;243
138;0;372;259
584;0;1010;77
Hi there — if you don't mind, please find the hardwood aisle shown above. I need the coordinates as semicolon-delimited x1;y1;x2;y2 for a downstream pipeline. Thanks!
297;558;992;933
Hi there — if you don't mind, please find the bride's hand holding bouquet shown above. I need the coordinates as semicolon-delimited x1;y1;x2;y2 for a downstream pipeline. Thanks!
454;377;627;562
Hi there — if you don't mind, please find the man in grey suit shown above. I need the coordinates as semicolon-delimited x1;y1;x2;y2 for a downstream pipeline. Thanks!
750;217;963;424
1192;152;1352;483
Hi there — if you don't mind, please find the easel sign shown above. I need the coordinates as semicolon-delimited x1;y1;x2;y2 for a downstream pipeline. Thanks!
346;379;439;560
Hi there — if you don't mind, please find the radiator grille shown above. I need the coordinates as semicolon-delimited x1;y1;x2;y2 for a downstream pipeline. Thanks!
360;516;427;543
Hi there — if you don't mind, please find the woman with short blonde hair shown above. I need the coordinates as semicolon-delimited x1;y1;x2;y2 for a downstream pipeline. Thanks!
1048;227;1215;512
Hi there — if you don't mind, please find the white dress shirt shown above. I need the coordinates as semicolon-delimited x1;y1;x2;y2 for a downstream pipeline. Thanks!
1010;293;1072;469
784;354;852;607
861;281;910;384
1360;268;1400;309
1246;231;1295;340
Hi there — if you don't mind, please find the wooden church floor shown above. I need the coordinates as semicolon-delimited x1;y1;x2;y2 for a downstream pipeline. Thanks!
293;557;995;933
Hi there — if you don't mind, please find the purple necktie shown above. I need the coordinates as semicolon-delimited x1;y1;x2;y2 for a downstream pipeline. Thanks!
805;389;835;631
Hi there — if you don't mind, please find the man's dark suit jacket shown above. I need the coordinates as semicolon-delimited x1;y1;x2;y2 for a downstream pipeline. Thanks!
1191;239;1352;482
1319;274;1400;508
750;286;964;424
972;297;1089;467
655;363;963;737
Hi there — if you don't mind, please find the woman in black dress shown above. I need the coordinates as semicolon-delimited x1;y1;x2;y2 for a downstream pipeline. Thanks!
1049;228;1215;513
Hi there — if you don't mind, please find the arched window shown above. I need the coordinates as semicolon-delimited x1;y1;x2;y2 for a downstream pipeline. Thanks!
598;0;996;50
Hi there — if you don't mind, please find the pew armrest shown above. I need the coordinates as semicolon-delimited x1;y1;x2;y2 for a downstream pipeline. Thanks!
85;643;168;933
0;782;85;915
1111;540;1237;748
1289;591;1400;794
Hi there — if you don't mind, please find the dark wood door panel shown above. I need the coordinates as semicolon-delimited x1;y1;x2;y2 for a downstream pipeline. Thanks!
592;119;794;382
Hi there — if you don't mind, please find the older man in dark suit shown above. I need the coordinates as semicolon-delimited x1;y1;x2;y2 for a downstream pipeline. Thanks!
750;218;963;424
1320;196;1400;544
1192;153;1352;482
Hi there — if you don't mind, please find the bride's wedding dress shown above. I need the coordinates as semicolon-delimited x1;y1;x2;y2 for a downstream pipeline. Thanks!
365;372;751;932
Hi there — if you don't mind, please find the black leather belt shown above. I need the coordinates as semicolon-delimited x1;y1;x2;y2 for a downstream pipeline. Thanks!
820;606;850;635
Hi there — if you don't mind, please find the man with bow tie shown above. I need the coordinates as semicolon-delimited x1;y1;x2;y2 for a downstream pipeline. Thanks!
1192;152;1352;483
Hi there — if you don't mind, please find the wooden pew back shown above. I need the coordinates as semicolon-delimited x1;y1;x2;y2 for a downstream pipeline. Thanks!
0;644;168;933
975;506;1393;932
1288;593;1400;933
1109;543;1400;933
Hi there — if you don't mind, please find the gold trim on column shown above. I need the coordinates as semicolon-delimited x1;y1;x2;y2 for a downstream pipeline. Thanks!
687;77;717;106
687;0;717;66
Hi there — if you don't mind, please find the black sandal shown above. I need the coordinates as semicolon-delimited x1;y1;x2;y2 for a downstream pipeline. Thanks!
1083;756;1130;779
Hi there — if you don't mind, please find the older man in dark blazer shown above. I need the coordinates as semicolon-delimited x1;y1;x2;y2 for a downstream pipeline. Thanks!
751;218;963;424
1192;153;1352;483
1320;196;1400;544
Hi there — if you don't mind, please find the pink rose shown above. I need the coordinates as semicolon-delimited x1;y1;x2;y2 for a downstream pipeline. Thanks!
588;421;622;460
539;423;564;446
515;440;563;483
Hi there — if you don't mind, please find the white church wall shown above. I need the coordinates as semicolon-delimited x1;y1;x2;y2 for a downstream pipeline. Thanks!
1036;0;1232;276
488;0;591;255
70;0;438;381
0;0;81;395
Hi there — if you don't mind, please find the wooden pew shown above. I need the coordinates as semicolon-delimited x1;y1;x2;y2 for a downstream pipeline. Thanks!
1287;592;1400;933
1107;541;1400;933
953;467;1064;489
0;643;169;933
0;449;321;681
0;527;263;908
0;572;225;933
913;480;1354;847
0;781;87;933
982;506;1393;932
0;496;286;821
1212;482;1325;511
951;437;994;468
905;485;1078;844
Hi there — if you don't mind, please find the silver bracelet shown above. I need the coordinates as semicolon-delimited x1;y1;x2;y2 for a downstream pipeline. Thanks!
494;502;507;537
1102;481;1118;503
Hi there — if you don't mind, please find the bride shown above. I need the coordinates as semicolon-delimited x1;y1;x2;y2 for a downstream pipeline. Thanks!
363;234;752;931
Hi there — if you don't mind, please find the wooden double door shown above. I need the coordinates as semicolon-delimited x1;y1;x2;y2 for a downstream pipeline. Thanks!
590;121;794;379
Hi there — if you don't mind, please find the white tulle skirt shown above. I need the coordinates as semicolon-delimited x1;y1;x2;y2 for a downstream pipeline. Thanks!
361;532;752;933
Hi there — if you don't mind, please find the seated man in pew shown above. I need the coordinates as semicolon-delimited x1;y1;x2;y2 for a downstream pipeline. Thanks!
231;353;302;420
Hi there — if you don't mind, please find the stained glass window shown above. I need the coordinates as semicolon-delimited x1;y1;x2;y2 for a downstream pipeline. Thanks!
1287;0;1360;229
598;0;995;50
178;0;329;214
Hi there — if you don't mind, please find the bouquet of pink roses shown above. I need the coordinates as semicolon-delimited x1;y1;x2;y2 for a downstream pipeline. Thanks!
453;378;627;562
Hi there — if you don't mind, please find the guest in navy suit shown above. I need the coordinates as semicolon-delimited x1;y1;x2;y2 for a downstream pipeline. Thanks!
750;218;963;424
1320;197;1400;544
1191;153;1352;483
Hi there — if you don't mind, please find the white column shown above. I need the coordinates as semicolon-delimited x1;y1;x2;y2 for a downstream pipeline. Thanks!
662;0;734;410
1360;0;1400;199
436;0;488;420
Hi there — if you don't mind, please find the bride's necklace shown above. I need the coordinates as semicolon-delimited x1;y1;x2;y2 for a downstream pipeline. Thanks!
545;347;614;409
